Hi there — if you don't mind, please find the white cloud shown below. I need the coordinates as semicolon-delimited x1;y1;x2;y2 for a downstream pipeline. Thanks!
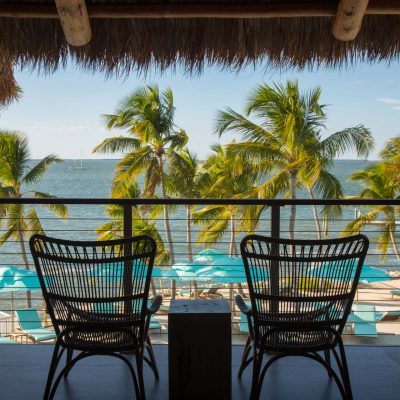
376;97;400;112
376;97;400;105
20;124;89;133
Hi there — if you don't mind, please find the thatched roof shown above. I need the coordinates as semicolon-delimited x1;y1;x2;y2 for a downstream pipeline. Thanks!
1;1;400;104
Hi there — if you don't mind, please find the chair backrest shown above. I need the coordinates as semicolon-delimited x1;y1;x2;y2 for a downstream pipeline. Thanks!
29;234;156;340
241;234;369;343
15;308;42;330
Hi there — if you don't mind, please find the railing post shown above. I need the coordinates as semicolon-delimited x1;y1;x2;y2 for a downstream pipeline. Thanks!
270;205;280;313
123;204;133;313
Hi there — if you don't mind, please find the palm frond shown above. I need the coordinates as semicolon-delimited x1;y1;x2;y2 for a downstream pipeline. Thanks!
23;155;62;184
26;208;45;235
320;125;374;159
215;108;274;143
32;192;68;219
342;210;379;236
92;137;141;154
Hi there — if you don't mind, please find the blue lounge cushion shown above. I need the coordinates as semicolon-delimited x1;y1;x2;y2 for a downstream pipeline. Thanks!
15;308;43;330
23;328;56;342
352;304;378;337
0;336;16;344
15;308;56;341
149;318;162;330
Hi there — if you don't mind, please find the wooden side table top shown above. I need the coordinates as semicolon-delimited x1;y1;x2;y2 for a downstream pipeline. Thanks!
169;299;231;314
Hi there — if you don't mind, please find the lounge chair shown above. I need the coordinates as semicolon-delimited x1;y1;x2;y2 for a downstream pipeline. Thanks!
0;335;16;344
236;234;369;400
15;308;56;343
350;304;378;337
200;285;223;299
391;288;400;298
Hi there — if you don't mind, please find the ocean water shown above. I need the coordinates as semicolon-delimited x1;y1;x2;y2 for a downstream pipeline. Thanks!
2;158;394;266
0;158;397;319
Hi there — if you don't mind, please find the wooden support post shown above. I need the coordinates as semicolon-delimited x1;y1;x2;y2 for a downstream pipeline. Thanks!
169;299;231;400
332;0;369;41
55;0;92;46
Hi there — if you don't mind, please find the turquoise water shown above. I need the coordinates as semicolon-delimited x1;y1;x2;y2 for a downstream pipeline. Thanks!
1;158;397;318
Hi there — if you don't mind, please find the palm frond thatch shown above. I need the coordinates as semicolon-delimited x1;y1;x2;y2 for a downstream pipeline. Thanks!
2;1;400;105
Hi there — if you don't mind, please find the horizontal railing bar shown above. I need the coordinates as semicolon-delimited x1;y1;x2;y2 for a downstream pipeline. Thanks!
1;198;400;206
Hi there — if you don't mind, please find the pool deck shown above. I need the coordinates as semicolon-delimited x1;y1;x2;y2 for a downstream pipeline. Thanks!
0;344;399;399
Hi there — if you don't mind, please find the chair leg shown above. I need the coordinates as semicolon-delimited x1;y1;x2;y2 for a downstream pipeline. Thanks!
136;352;146;400
238;336;253;378
249;348;263;400
337;339;353;400
145;336;159;380
43;342;63;400
63;348;73;379
324;349;333;377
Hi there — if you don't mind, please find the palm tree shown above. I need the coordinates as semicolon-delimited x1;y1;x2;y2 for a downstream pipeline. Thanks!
0;131;67;306
193;144;258;257
96;179;170;264
93;85;188;269
167;148;202;298
380;136;400;183
343;162;400;260
216;80;374;239
167;148;200;262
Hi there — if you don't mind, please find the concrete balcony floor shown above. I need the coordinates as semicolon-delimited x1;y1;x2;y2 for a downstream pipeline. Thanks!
0;344;399;399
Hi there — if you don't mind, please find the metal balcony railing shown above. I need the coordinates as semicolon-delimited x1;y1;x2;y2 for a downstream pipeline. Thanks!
0;197;400;345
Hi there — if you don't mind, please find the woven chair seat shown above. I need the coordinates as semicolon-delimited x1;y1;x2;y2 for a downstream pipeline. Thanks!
61;329;138;352
260;329;334;352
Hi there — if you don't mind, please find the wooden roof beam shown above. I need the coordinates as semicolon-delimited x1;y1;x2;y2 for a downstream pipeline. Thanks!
55;0;91;46
332;0;369;41
0;1;399;20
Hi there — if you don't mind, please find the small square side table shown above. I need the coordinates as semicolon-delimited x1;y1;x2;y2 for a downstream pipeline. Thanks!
168;299;231;400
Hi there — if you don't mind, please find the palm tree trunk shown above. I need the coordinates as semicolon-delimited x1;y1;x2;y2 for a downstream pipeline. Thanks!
159;159;176;298
307;186;322;240
390;229;400;260
229;208;238;257
289;171;298;240
18;227;31;308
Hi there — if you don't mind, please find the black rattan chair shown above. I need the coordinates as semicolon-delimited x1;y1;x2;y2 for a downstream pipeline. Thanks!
236;234;369;400
29;234;160;400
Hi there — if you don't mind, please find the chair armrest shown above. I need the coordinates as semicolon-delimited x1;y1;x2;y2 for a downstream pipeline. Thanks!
148;295;163;315
235;295;251;315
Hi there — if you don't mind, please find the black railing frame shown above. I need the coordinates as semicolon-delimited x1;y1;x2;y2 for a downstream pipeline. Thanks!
1;197;399;305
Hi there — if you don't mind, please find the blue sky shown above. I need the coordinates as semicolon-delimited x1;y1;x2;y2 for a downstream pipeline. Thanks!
0;60;399;160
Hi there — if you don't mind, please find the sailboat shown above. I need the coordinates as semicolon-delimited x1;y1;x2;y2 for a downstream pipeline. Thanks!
69;159;86;170
69;151;87;171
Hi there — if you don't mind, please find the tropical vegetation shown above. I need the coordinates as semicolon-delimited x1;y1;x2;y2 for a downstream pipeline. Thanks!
192;143;259;257
215;81;374;239
96;179;169;264
93;85;188;269
0;131;67;306
344;138;400;260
